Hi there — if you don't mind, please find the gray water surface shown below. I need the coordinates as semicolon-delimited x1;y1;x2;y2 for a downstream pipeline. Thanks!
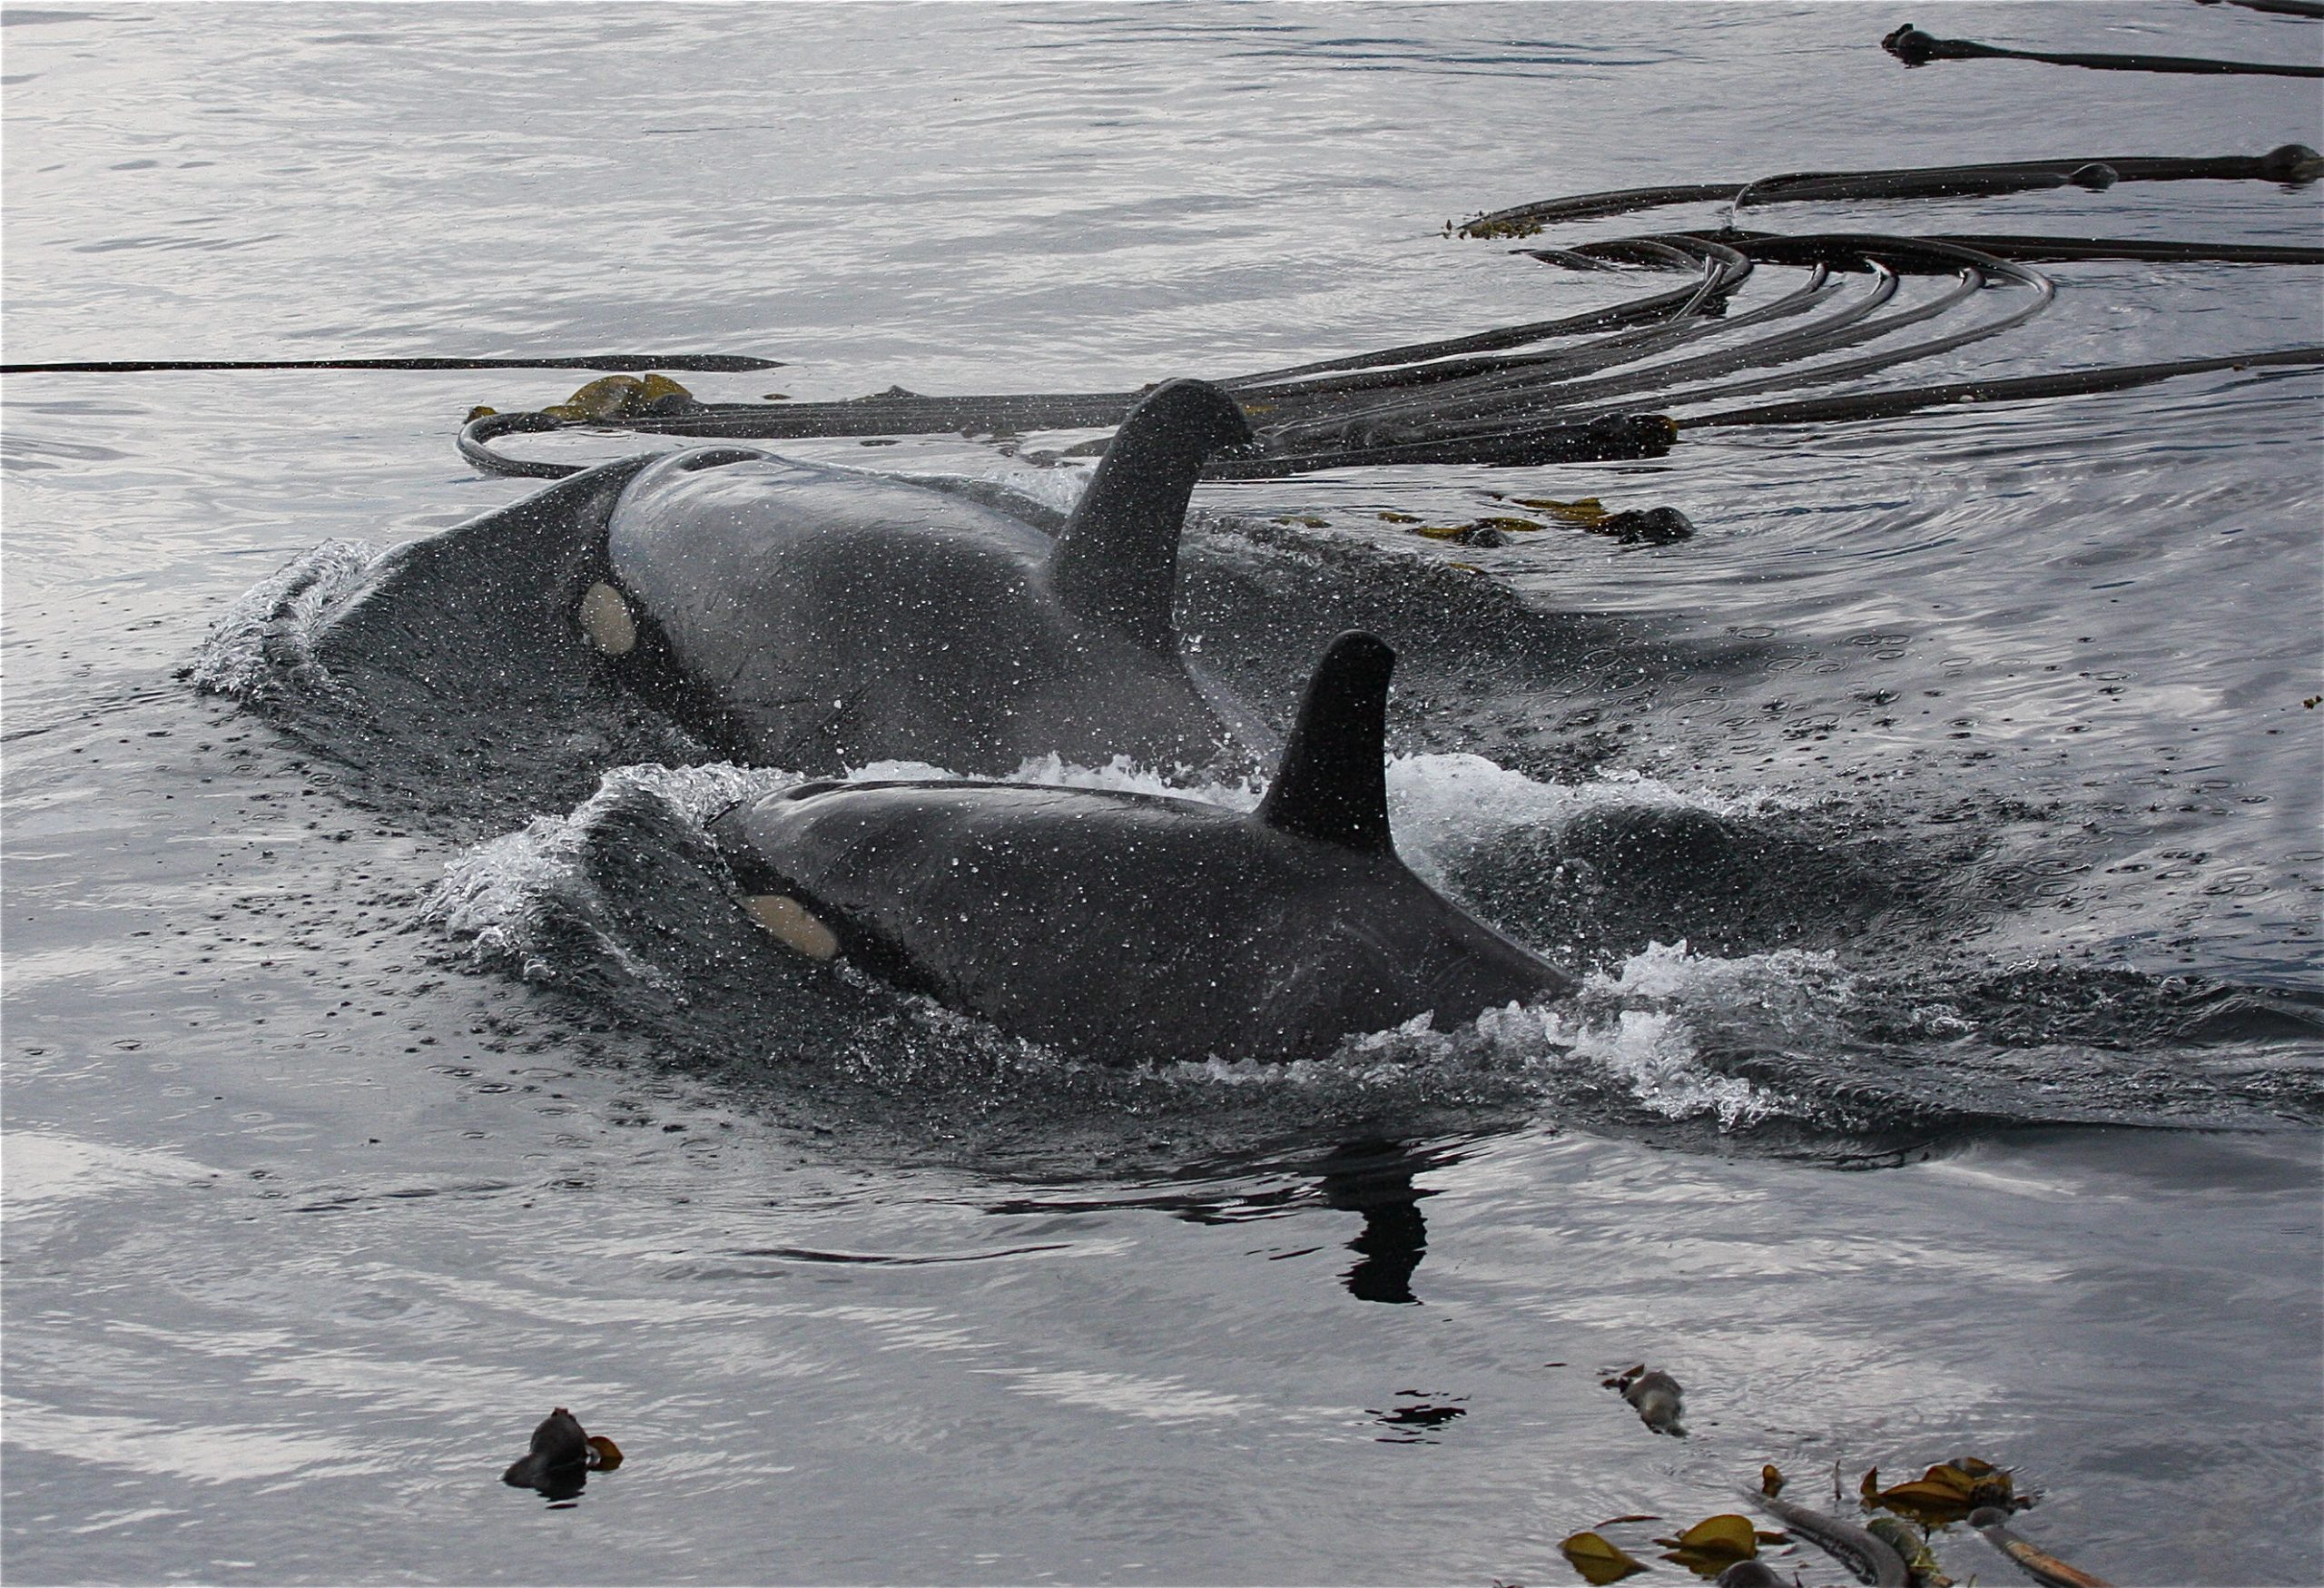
5;5;2321;1584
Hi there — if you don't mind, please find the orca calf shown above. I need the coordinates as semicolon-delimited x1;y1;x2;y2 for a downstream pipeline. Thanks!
592;377;1258;774
710;631;1574;1065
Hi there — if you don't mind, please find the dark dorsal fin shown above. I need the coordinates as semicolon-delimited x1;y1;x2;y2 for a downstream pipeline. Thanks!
1254;630;1395;854
1047;378;1252;653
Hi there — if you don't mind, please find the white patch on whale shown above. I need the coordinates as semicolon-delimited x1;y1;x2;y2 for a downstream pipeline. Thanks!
578;580;637;656
743;893;841;960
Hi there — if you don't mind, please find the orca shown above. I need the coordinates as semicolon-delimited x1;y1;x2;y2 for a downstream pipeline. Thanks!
591;377;1260;774
291;378;1260;788
709;631;1575;1065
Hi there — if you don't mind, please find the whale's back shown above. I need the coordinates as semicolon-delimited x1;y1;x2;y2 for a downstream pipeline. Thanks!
715;777;1564;1065
606;450;1235;774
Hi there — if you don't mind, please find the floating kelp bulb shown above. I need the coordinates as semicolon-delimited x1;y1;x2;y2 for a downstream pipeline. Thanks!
2261;143;2321;182
544;376;645;421
1593;507;1695;545
541;372;698;423
1458;214;1545;241
1414;519;1522;546
502;1407;589;1492
1621;1367;1686;1434
1752;1489;1909;1588
1865;1516;1952;1586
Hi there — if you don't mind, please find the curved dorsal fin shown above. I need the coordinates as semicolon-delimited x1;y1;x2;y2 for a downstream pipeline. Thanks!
1047;378;1251;653
1254;630;1394;854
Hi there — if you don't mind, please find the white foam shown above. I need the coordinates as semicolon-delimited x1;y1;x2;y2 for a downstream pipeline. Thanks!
1590;937;1852;1021
1299;938;1856;1129
1132;962;1795;1129
188;539;382;699
1383;753;1790;881
1560;1007;1773;1129
856;748;1774;868
605;760;798;820
988;463;1089;515
1558;939;1856;1126
844;758;968;785
1000;753;1265;807
419;813;597;982
418;764;785;982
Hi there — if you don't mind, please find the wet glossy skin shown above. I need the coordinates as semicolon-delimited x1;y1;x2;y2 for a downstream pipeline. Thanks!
604;379;1255;775
711;633;1572;1065
714;776;1569;1066
606;452;1227;773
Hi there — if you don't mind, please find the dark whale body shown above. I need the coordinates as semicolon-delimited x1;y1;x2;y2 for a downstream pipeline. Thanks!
293;379;1256;791
711;632;1574;1065
599;377;1256;774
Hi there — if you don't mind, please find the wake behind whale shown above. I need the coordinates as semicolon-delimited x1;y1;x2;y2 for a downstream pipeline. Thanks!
409;732;2323;1171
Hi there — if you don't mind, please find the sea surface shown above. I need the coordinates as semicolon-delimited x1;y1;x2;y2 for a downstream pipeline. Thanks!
5;5;2320;1584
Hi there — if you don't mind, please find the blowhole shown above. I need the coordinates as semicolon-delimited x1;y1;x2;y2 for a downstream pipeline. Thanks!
674;447;765;472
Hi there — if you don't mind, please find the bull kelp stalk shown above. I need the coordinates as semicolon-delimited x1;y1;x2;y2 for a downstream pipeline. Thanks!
1881;22;2324;77
0;353;784;375
451;147;2319;478
14;152;2309;480
1456;147;2322;236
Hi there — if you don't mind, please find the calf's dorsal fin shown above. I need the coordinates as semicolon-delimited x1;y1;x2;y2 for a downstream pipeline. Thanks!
1047;378;1252;653
1254;630;1395;855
